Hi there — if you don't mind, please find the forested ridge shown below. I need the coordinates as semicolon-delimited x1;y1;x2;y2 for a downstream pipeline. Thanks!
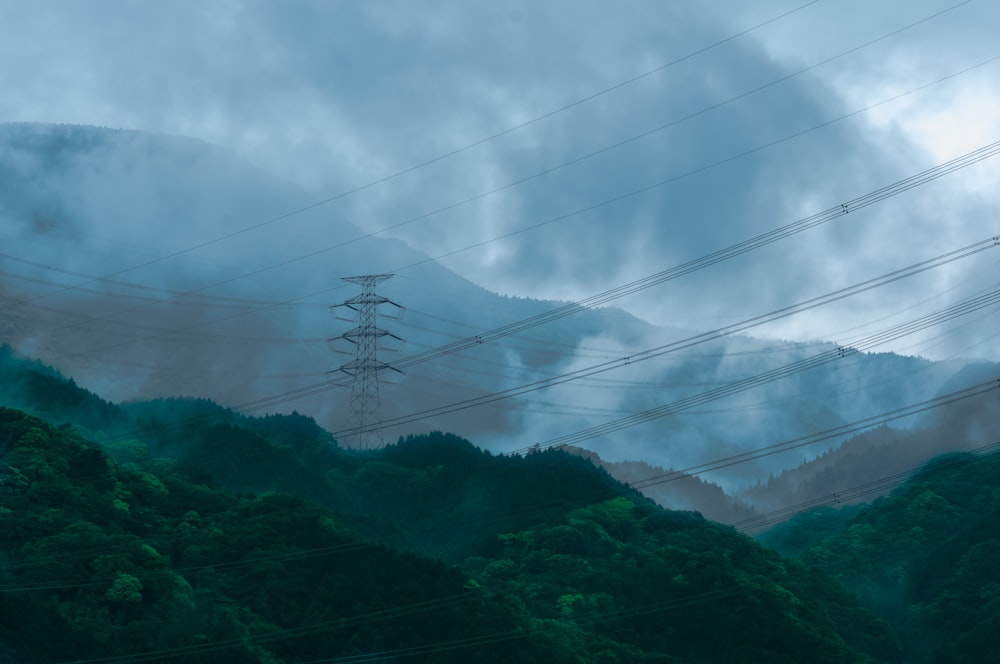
0;407;548;662
0;407;901;662
760;449;1000;663
0;346;909;661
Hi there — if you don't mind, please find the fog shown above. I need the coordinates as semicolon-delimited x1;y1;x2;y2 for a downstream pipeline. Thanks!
2;123;996;493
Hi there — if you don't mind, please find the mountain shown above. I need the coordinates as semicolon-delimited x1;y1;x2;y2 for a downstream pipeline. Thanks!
563;444;758;524
0;406;551;663
737;361;1000;518
758;448;1000;663
2;342;632;563
0;121;991;495
0;122;666;450
0;401;903;662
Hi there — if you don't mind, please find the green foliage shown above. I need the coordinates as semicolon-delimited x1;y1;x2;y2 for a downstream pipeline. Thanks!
464;496;899;662
104;437;151;464
757;505;864;558
105;572;143;603
0;356;926;662
0;408;552;662
767;450;1000;663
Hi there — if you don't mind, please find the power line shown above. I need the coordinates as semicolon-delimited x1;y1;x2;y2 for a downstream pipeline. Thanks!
330;236;999;437
3;105;997;466
11;1;825;312
293;0;972;258
25;39;998;354
388;53;1000;276
0;253;303;310
4;375;994;593
728;438;1000;531
519;290;1000;453
302;586;753;664
626;380;1000;493
151;50;1000;307
18;59;998;375
44;140;991;415
357;141;1000;373
44;435;1000;662
19;301;977;496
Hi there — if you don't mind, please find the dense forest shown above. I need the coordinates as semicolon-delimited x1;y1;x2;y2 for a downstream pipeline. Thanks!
1;345;997;661
760;449;1000;663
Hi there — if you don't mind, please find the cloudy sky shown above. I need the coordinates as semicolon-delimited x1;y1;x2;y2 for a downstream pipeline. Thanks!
1;1;999;483
2;0;999;357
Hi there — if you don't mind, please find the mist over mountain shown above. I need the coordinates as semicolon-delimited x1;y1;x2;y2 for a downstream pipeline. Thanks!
1;122;995;495
738;361;1000;517
562;445;758;525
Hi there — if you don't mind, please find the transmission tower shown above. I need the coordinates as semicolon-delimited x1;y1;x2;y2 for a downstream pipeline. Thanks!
330;274;403;449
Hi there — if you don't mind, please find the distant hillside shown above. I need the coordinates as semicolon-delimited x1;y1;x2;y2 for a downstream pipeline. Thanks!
738;364;1000;516
563;444;758;524
0;343;125;430
758;449;1000;663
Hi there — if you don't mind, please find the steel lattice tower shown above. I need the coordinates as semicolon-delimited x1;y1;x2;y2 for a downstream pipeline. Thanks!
331;274;402;449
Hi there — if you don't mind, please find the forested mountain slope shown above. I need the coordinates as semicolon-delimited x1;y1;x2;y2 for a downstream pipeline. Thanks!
0;407;549;663
563;444;757;524
759;449;1000;663
0;406;900;661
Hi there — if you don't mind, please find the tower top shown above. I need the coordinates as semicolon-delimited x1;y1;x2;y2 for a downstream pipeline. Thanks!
341;274;394;286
